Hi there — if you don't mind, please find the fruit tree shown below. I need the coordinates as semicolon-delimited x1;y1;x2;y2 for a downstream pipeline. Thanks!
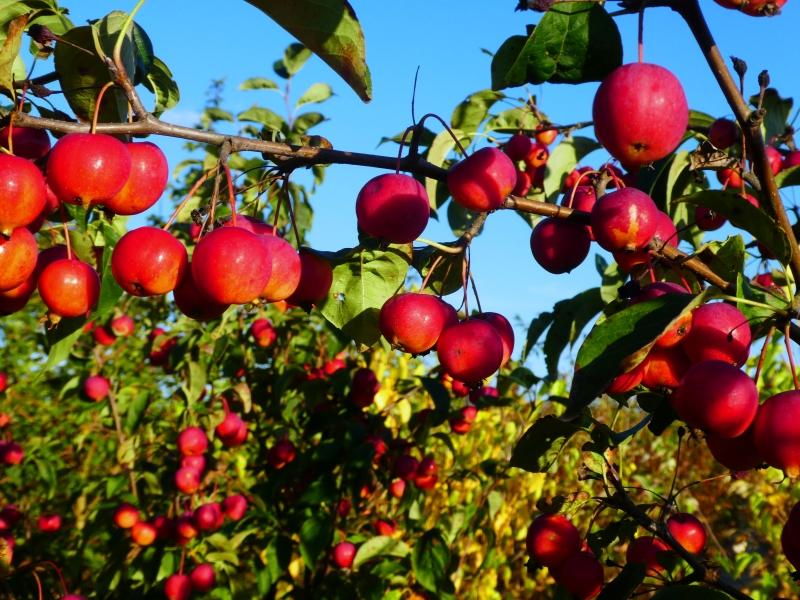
1;0;800;598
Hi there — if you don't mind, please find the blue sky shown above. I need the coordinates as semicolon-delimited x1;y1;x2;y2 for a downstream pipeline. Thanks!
59;1;798;373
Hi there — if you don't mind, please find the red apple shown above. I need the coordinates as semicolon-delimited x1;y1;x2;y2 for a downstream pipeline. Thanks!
131;521;157;546
530;218;591;274
222;494;248;521
177;427;208;456
0;227;37;292
174;467;202;495
356;173;430;243
332;541;356;569
112;227;188;296
526;514;581;568
189;563;216;592
113;503;140;529
503;134;532;161
173;264;229;321
0;125;50;159
260;235;301;302
110;314;135;337
626;536;671;576
251;318;276;347
753;390;800;477
448;147;516;212
552;550;604;600
83;375;110;401
37;258;100;318
103;142;168;215
37;514;62;533
379;292;453;355
285;248;333;308
666;513;706;554
591;188;659;252
682;302;751;367
708;118;739;149
164;574;192;600
437;319;504;385
46;133;131;206
0;153;47;234
593;63;688;166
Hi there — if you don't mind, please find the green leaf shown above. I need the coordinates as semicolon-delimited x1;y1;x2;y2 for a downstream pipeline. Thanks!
510;415;582;473
543;288;604;380
679;190;791;264
296;82;333;107
299;515;333;570
319;246;411;347
688;109;715;131
484;106;538;134
411;529;453;594
527;2;622;85
292;111;326;135
411;246;463;297
596;563;646;599
41;317;86;375
447;200;482;238
450;89;504;135
92;221;124;319
54;26;127;122
143;56;180;116
706;235;746;283
238;106;285;132
245;1;372;102
521;311;554;362
240;76;279;91
490;35;531;90
353;536;410;569
425;129;461;212
776;165;800;188
0;14;27;99
568;292;707;418
651;586;732;600
600;260;625;304
264;536;292;589
543;136;600;200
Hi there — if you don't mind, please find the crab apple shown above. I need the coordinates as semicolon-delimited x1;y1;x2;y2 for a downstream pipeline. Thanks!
0;441;23;465
222;215;276;236
379;292;453;355
332;541;356;569
593;63;688;166
175;513;199;541
181;455;206;473
112;227;188;296
389;478;406;498
641;346;690;389
682;302;751;367
164;574;192;600
512;168;532;197
110;314;135;337
552;551;604;600
93;325;116;346
445;374;471;397
503;134;532;161
673;360;758;438
174;467;202;495
782;501;800;571
535;126;558;146
754;390;800;476
62;596;87;600
189;563;216;592
0;505;21;530
222;494;248;521
113;504;140;529
523;142;549;170
0;227;37;292
129;521;156;546
708;118;739;149
46;133;131;206
103;142;168;215
251;318;276;347
447;147;516;212
0;413;8;427
614;211;679;273
783;150;800;170
706;422;763;472
178;427;208;456
191;226;271;304
38;258;100;318
0;125;50;159
606;361;646;395
286;248;333;308
37;514;62;533
413;456;438;490
374;518;397;536
525;514;581;568
450;405;478;434
0;154;47;234
666;513;706;554
268;439;296;469
530;218;591;274
437;319;504;385
216;412;247;447
765;145;783;175
394;454;419;481
260;235;301;301
173;265;229;321
561;185;597;236
351;367;379;408
626;536;671;576
695;205;726;231
717;167;743;189
0;269;37;315
355;173;430;243
563;166;593;192
475;312;515;366
83;375;110;402
591;188;659;252
194;502;223;532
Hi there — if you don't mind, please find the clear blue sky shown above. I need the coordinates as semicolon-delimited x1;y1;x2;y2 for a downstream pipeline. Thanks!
58;1;798;373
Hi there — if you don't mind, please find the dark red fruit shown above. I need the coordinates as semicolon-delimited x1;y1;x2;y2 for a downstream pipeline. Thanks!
177;427;208;456
103;142;168;215
189;563;216;592
525;514;581;568
351;367;379;408
437;319;504;385
530;218;591;274
706;422;762;472
753;390;800;477
552;551;604;600
193;502;223;532
708;118;739;149
474;312;515;366
682;302;751;367
591;188;659;252
0;126;50;159
626;536;671;576
268;439;296;469
164;574;192;600
222;494;248;521
285;248;333;308
666;513;706;554
379;292;453;355
695;205;726;231
503;134;532;161
332;541;356;569
782;500;800;571
356;173;430;243
173;265;229;321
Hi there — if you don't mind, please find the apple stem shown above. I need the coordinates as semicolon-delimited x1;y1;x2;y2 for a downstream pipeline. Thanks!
565;169;601;207
784;323;800;391
460;254;469;316
223;162;238;227
419;254;444;292
415;238;462;255
162;167;216;232
38;560;68;596
32;570;43;600
416;112;467;156
59;205;73;260
220;396;230;415
282;175;303;248
179;548;186;575
646;258;657;284
637;3;647;64
754;325;776;384
90;81;116;134
468;268;483;314
395;124;415;174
